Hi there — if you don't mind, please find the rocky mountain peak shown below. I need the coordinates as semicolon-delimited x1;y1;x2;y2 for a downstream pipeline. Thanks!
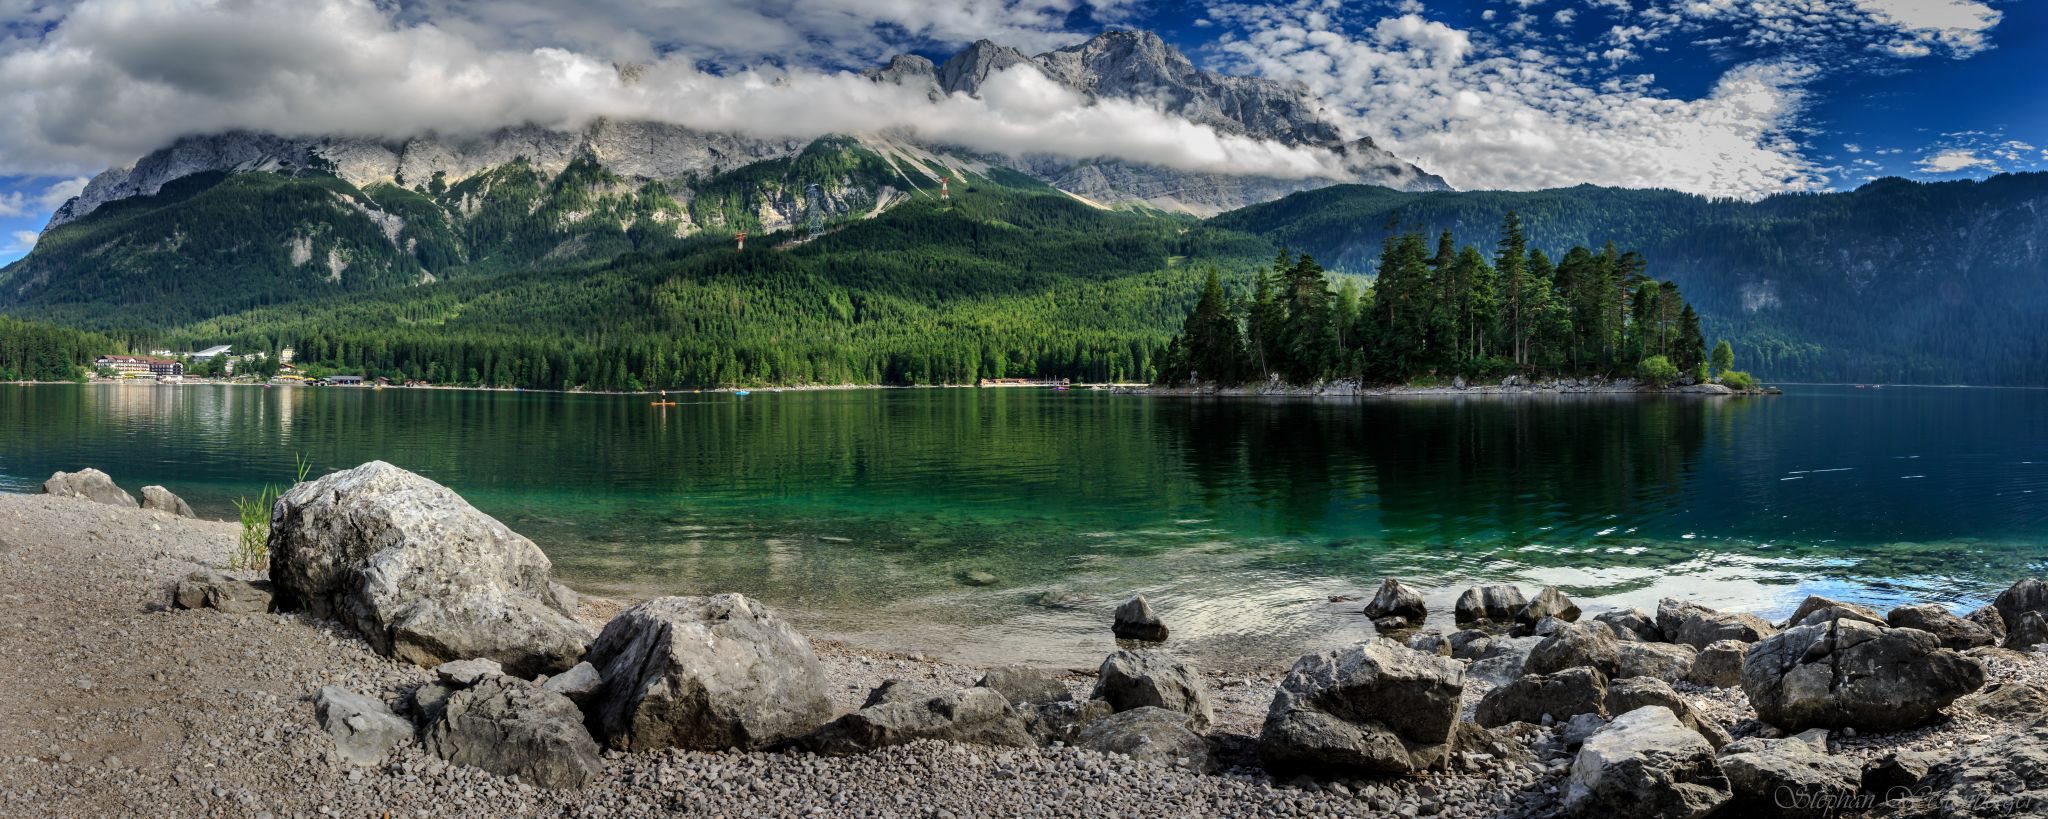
934;39;1033;96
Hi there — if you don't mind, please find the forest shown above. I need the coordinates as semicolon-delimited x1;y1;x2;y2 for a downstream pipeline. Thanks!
1158;214;1751;388
0;316;117;382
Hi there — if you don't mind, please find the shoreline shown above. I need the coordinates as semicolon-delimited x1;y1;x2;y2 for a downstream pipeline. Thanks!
14;376;1768;398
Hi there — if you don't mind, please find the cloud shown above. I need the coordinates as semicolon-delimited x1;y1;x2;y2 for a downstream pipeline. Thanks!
1917;149;1995;174
3;229;35;252
1213;6;1824;199
0;0;1337;181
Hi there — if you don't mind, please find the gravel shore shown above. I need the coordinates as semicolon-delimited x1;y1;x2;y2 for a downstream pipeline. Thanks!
0;491;2038;817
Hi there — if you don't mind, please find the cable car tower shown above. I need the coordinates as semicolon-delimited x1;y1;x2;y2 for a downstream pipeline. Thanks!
735;230;747;251
803;183;827;241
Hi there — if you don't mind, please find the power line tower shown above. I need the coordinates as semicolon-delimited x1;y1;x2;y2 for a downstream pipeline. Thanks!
803;183;827;240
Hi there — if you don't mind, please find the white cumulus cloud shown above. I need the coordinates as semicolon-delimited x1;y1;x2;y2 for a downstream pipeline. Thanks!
1917;149;1996;173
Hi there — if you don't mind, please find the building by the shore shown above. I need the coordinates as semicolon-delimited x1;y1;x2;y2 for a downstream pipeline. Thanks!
96;355;183;379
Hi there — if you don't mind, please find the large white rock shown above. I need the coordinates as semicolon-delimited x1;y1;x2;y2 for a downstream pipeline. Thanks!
266;461;590;677
1565;706;1732;818
583;594;832;751
41;468;136;507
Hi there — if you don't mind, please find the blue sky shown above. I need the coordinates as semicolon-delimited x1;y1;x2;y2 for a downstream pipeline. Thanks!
0;0;2038;264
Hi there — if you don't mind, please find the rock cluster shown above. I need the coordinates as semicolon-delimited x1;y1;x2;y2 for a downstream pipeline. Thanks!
41;468;137;507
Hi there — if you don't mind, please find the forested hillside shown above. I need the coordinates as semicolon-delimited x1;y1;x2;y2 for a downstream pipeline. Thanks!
0;317;116;382
1212;174;2048;385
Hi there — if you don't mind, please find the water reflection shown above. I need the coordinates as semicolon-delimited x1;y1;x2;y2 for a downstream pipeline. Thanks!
1;383;2042;669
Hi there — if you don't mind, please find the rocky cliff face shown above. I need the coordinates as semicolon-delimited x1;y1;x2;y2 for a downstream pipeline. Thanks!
45;30;1444;232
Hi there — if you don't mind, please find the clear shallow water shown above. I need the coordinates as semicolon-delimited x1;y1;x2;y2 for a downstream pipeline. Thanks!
3;383;2044;668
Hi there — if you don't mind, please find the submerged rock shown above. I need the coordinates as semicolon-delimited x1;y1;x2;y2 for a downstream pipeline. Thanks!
1112;594;1169;641
266;461;589;677
583;593;832;751
1258;639;1465;775
41;468;136;507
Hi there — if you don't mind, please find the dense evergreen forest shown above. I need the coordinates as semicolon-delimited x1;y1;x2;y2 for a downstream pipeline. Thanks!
1159;214;1746;387
0;317;116;382
3;142;2042;389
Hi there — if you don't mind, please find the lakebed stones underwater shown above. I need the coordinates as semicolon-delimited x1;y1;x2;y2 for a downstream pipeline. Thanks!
29;463;2048;816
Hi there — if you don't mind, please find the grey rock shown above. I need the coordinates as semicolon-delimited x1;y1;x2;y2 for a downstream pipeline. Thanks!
1075;707;1208;768
1860;750;1940;795
802;687;1034;755
1593;608;1660;642
976;665;1071;707
1887;603;1998;650
1404;632;1452;657
1111;594;1169;641
539;661;601;701
1532;616;1568;637
2005;611;2048;651
267;461;589;676
1617;642;1697;683
1021;698;1114;745
1953;680;2048;725
1870;724;2048;818
140;485;196;517
435;658;504;687
1564;706;1731;819
1519;586;1581;627
1683;640;1747;688
1993;578;2048;630
1447;629;1493;659
1452;721;1541;770
1783;595;1887;629
1716;737;1860;818
1742;619;1985;732
1466;636;1543;687
1526;622;1622;676
584;593;832;751
1362;578;1428;621
1790;728;1830;753
1967;605;2007;640
1258;639;1465;775
1562;713;1609;748
41;469;136;507
1455;584;1527;625
862;679;946;709
315;687;412;767
172;570;271;614
1606;677;1729;749
1657;598;1777;649
1091;650;1213;730
1477;668;1608;728
422;676;602;790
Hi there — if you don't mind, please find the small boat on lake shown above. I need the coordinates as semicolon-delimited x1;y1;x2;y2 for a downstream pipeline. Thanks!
734;390;752;397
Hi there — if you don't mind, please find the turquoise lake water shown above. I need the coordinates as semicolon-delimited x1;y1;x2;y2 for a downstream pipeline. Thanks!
3;383;2042;667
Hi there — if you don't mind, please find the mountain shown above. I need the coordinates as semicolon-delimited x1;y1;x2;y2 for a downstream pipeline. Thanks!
1211;174;2048;385
864;31;1446;215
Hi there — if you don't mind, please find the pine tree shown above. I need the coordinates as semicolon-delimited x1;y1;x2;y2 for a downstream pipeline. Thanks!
1497;212;1530;369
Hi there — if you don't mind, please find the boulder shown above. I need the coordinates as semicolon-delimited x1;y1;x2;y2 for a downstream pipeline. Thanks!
1871;725;2048;819
583;594;832;751
1021;698;1114;745
1112;594;1169;641
1404;631;1452;657
976;665;1071;707
1783;595;1886;629
862;679;945;708
1742;619;1985;732
1076;707;1208;768
2005;611;2048;651
140;485;196;517
1091;650;1213;730
1526;622;1622;676
266;461;589;676
1452;721;1542;771
1455;584;1527;625
1657;598;1776;649
1993;578;2048;629
315;687;413;766
1519;586;1582;627
1860;749;1940;795
1361;578;1427;621
1593;608;1659;642
1967;605;2007;640
539;662;601;702
1476;667;1608;728
172;570;271;614
1531;616;1569;636
802;687;1034;755
1617;642;1697;683
1953;680;2048;725
1258;639;1465;775
422;676;602;790
1562;713;1609;747
1606;677;1729;748
1564;706;1732;819
1448;629;1493;659
1465;635;1542;687
1887;603;1998;650
1716;737;1860;818
435;658;504;687
1683;640;1747;688
40;468;136;507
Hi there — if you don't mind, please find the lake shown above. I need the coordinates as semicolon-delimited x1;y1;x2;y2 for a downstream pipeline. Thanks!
3;383;2043;669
